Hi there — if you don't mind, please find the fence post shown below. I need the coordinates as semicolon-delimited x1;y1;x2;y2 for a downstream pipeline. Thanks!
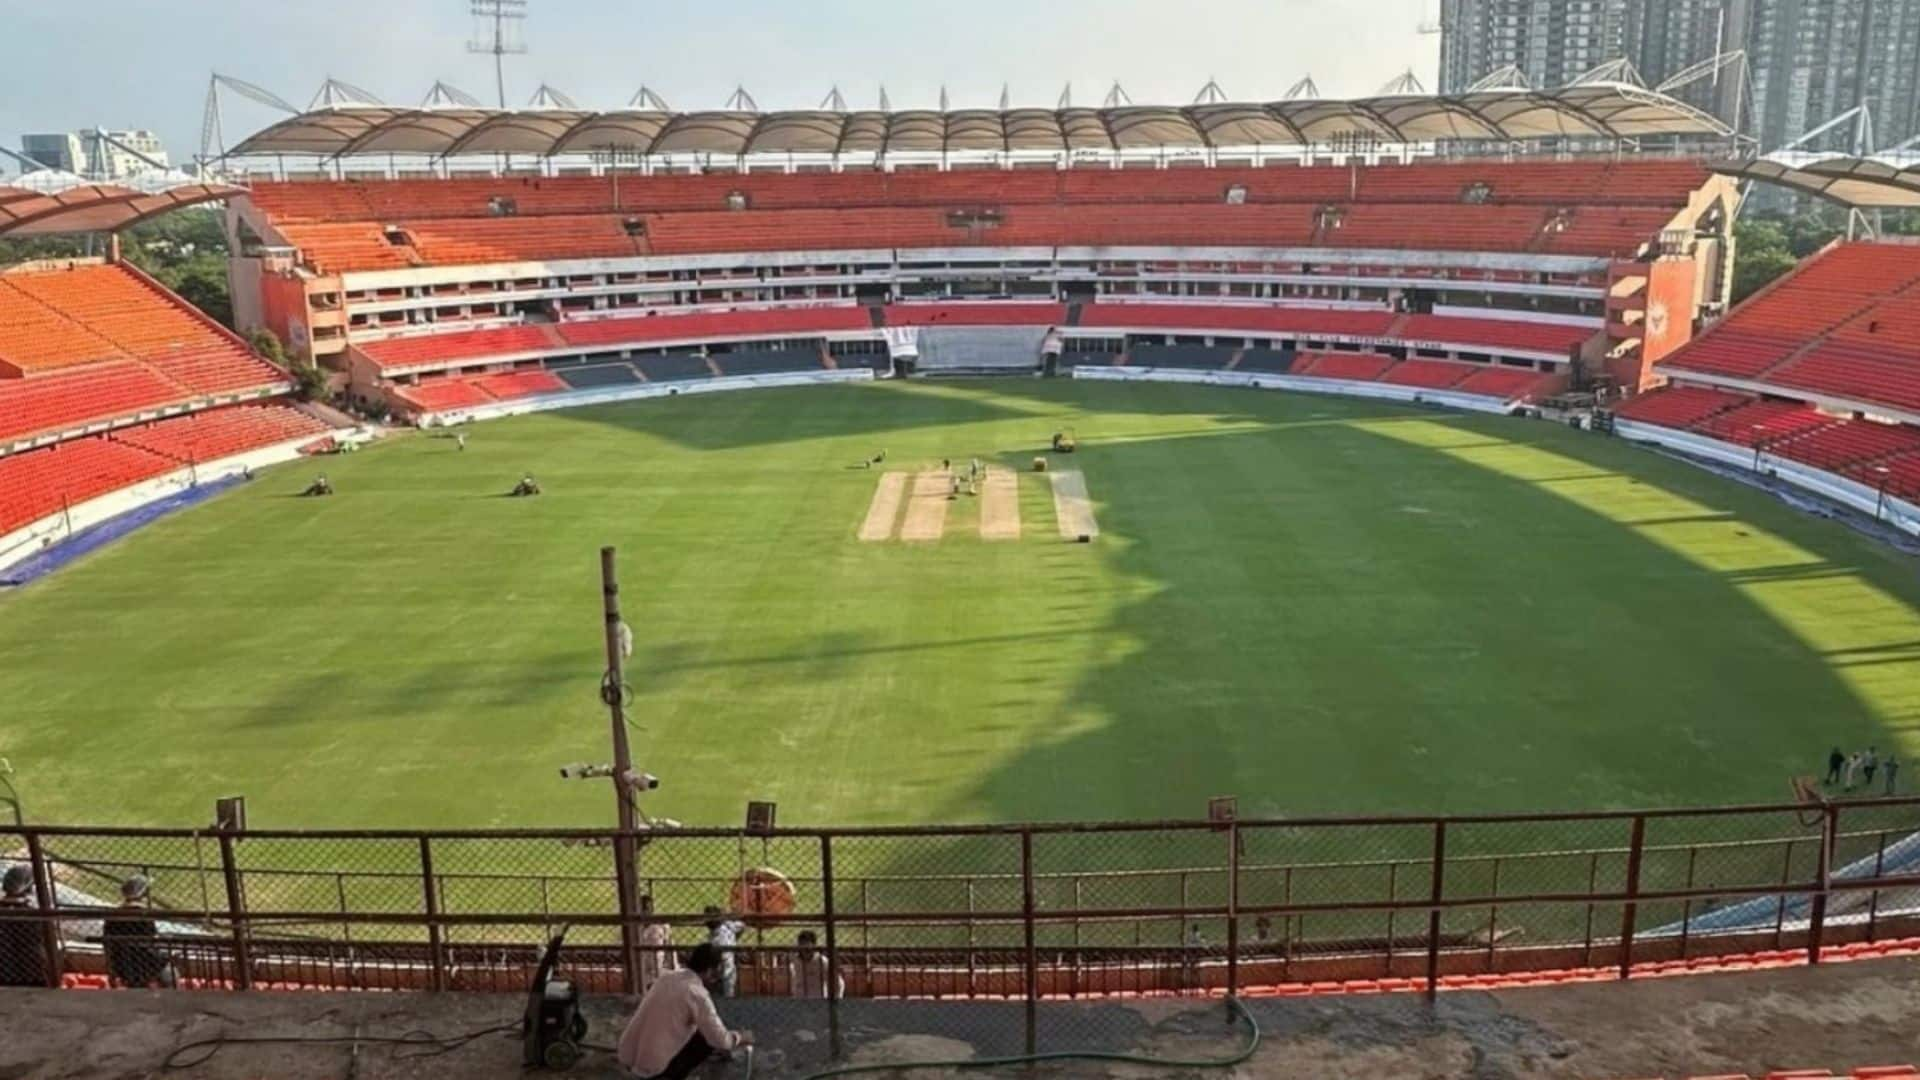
1806;805;1836;965
821;834;841;1059
1225;822;1240;1000
24;833;62;988
1021;829;1037;1057
1424;821;1445;1001
419;837;446;992
216;831;252;991
1617;815;1646;980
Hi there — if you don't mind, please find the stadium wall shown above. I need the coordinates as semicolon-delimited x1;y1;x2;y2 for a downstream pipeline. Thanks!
1071;366;1521;414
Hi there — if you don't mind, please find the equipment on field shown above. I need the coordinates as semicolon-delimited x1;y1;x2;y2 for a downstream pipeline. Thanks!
522;928;588;1070
1031;456;1047;472
512;474;543;497
1051;429;1077;453
301;475;334;497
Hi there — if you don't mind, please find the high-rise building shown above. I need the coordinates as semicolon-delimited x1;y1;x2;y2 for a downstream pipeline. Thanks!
1439;0;1636;92
1743;0;1920;151
1439;0;1920;149
17;128;170;180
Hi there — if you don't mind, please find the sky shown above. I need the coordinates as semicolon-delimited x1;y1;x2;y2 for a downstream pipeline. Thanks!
0;0;1436;170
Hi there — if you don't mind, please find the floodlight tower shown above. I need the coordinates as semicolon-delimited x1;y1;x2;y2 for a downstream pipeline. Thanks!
468;0;528;109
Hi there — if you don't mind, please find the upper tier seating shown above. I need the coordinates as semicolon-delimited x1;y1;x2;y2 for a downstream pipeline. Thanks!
0;277;128;375
0;265;282;395
0;264;288;447
556;306;871;350
249;160;1707;224
0;363;190;446
1612;385;1751;428
1768;343;1920;414
249;160;1712;272
358;325;558;371
1078;303;1397;338
108;404;329;463
1664;243;1920;398
1397;314;1591;355
885;303;1066;327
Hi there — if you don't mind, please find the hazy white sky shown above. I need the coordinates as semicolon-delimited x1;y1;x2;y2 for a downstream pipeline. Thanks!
1;0;1436;169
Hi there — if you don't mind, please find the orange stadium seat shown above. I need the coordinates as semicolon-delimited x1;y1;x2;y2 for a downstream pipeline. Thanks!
356;325;557;372
107;404;330;464
1454;365;1556;400
1613;385;1753;428
1380;357;1477;389
0;264;284;396
0;363;190;445
1297;351;1397;381
0;436;176;535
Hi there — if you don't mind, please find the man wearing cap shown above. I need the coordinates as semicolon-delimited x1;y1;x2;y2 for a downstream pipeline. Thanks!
0;864;48;987
102;876;176;988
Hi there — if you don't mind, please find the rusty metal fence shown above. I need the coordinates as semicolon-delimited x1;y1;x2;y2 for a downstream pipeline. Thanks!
5;796;1920;1050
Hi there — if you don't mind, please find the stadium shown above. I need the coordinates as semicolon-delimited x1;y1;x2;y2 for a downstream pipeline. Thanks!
7;21;1920;1078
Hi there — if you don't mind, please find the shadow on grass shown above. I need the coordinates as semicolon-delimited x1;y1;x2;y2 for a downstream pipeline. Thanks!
859;403;1920;913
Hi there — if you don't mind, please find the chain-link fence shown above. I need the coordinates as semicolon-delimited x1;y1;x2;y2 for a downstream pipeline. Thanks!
6;799;1920;1053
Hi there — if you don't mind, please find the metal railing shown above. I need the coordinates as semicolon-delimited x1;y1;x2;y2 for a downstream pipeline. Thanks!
4;796;1920;1053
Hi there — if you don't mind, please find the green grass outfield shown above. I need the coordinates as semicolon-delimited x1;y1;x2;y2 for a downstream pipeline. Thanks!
4;378;1919;832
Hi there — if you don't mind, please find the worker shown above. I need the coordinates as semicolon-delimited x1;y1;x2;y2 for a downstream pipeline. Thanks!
0;864;47;988
617;943;752;1079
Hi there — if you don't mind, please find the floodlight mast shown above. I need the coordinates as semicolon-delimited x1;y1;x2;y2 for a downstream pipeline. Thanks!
600;546;643;990
468;0;528;110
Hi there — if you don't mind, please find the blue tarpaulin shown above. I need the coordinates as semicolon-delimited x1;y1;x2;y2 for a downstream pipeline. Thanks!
0;474;248;588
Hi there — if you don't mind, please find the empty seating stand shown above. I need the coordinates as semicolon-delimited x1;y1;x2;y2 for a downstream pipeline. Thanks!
0;263;288;447
1662;243;1920;417
1128;344;1235;370
1613;385;1752;428
0;403;329;535
557;363;642;390
713;348;824;376
1298;352;1397;381
634;353;714;382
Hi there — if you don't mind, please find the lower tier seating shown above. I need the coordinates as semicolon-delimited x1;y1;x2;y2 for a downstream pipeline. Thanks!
1;402;326;535
1298;352;1397;381
1694;399;1837;447
713;348;825;376
557;363;642;389
1612;384;1752;428
1128;344;1237;370
1380;358;1476;389
1235;348;1296;374
470;370;567;400
634;353;714;382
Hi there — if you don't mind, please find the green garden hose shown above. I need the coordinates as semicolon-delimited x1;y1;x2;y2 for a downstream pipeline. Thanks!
793;996;1260;1080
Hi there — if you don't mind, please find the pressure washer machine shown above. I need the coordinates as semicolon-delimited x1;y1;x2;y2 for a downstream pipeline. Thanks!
522;928;588;1070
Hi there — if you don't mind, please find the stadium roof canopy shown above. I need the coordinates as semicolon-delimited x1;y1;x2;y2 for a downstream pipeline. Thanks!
0;170;243;236
229;84;1729;159
1711;154;1920;208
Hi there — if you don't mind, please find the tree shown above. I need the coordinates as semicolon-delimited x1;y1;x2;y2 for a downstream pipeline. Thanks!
247;328;288;367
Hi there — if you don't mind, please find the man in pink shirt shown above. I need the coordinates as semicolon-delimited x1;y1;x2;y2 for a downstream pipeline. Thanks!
617;943;752;1079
